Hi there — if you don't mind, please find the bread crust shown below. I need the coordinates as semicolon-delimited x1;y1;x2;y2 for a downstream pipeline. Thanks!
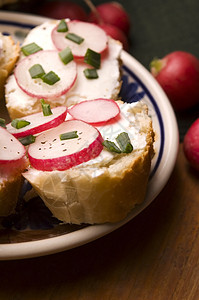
0;33;20;98
0;175;22;216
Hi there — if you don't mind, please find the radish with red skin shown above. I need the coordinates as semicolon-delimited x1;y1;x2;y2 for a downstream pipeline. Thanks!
68;98;120;125
14;50;77;99
88;1;130;36
37;1;88;21
52;20;108;58
183;118;199;171
0;126;28;176
28;120;104;171
99;23;129;51
6;106;67;138
150;51;199;111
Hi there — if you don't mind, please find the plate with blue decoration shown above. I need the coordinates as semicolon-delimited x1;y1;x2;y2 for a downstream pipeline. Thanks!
0;11;179;260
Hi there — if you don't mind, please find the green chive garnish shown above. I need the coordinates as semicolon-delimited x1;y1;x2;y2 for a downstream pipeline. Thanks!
65;33;84;44
41;99;52;116
57;19;68;32
0;118;6;128
19;135;36;146
21;42;43;56
116;132;133;153
11;119;30;129
84;48;101;69
59;47;73;65
42;71;60;85
102;140;121;153
29;64;45;79
83;68;98;79
60;131;78;140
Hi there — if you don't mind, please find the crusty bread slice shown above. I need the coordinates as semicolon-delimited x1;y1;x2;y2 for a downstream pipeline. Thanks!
0;175;23;216
0;33;20;98
23;101;154;224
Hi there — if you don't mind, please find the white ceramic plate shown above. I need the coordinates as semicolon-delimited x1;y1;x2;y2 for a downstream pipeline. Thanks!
0;11;179;260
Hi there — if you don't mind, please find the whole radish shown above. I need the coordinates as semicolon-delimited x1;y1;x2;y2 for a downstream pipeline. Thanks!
88;1;130;35
183;118;199;171
150;51;199;111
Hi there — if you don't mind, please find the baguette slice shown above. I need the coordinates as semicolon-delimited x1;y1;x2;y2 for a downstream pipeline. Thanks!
0;127;28;216
23;101;154;224
0;33;20;98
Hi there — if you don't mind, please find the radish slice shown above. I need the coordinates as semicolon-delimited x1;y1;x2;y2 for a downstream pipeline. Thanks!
68;98;120;124
28;120;103;171
51;20;108;58
14;50;77;99
6;106;67;138
0;126;27;174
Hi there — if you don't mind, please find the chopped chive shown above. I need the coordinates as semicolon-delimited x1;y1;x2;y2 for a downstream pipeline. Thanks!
102;140;121;153
19;135;36;146
65;33;84;44
83;68;98;79
41;99;52;116
11;119;30;129
59;47;73;65
42;71;60;85
21;42;43;56
60;131;78;140
84;48;101;69
116;132;133;153
29;64;45;79
0;118;6;128
57;19;68;32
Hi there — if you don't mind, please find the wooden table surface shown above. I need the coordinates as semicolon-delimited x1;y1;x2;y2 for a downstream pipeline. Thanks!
0;143;198;300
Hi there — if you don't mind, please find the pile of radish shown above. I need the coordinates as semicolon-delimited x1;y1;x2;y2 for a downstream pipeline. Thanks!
1;98;123;172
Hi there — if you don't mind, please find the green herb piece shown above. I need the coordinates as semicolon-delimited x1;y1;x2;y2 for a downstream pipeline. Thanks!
60;131;78;140
65;33;84;44
19;135;36;146
59;47;73;65
29;64;45;79
116;132;133;153
102;140;121;153
42;71;60;85
41;99;52;116
84;48;101;69
0;118;6;128
57;19;68;32
11;119;30;129
21;42;43;56
83;68;98;79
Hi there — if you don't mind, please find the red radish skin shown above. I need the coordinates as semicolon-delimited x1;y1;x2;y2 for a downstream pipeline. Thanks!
37;1;88;21
99;23;129;51
150;51;199;111
183;118;199;171
88;2;130;36
68;98;120;125
6;106;67;138
52;20;108;58
14;50;77;99
0;127;28;176
28;120;103;171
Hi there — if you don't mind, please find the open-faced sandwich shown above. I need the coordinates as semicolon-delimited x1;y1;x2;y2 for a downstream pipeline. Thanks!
1;19;155;224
